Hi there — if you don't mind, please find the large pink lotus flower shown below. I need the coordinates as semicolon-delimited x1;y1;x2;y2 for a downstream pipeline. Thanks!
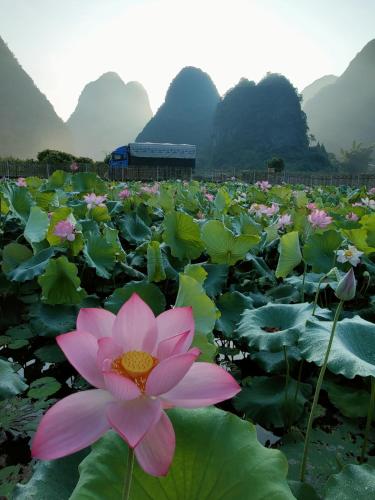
261;203;279;216
204;192;214;202
16;177;27;187
83;193;107;209
31;294;240;476
53;219;76;241
255;180;271;191
308;209;333;229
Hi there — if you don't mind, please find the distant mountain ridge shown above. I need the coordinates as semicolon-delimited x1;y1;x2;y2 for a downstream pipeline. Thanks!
67;72;152;160
137;66;220;164
0;36;72;158
301;75;338;107
304;39;375;152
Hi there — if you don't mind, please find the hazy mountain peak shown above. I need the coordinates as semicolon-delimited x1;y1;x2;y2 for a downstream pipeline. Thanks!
301;75;338;106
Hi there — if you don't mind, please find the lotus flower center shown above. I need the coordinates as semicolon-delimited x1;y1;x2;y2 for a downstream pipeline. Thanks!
344;250;353;257
121;351;154;378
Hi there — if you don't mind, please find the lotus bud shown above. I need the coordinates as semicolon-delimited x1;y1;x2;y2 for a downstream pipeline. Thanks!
335;268;356;301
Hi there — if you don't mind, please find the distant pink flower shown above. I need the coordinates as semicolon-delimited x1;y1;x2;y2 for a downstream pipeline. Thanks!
308;209;333;229
16;177;27;187
53;219;76;241
255;180;271;191
306;202;317;211
83;193;107;209
31;294;240;476
261;203;279;216
141;183;160;195
369;187;375;195
119;189;131;199
360;197;375;210
195;211;205;219
204;193;214;202
249;203;264;216
346;212;359;222
277;213;292;229
70;162;79;172
231;176;236;181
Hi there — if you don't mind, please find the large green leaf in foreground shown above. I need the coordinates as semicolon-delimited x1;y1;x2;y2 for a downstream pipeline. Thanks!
70;407;294;500
163;211;204;260
324;464;375;500
275;231;302;278
299;316;375;379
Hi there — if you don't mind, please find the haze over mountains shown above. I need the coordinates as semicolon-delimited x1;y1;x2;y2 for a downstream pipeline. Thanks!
303;39;375;153
0;36;71;158
67;72;152;159
0;34;374;170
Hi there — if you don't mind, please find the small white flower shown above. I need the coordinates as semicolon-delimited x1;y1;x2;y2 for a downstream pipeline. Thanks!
336;245;363;267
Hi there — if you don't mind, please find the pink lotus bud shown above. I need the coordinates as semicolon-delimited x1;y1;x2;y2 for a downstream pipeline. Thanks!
335;268;356;302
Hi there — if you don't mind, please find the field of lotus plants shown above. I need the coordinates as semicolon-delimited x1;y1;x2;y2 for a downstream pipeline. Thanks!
1;170;375;499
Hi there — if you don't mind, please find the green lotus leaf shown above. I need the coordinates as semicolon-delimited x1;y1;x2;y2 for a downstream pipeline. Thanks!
45;169;69;189
70;407;293;500
34;344;67;363
82;232;117;279
28;302;78;337
202;263;228;297
1;243;33;274
105;281;166;316
216;291;254;338
0;359;28;400
299;316;375;379
323;379;371;419
175;273;219;336
147;240;166;282
236;302;330;352
288;480;319;500
234;376;311;428
38;256;87;305
214;187;232;212
13;449;89;500
27;377;61;400
8;247;58;282
303;230;343;273
201;219;259;265
280;420;375;497
119;213;151;245
251;347;302;374
46;207;72;246
163;211;204;260
324;464;375;500
2;183;34;223
71;172;106;194
275;231;302;278
183;263;207;284
24;206;50;244
90;205;111;222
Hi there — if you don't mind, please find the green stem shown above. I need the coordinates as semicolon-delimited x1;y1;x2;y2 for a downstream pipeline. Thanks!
312;275;327;315
360;377;375;463
299;300;344;482
290;360;304;425
283;346;290;428
122;447;135;500
301;262;307;302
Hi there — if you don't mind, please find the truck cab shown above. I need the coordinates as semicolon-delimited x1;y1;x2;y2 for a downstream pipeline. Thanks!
109;145;129;168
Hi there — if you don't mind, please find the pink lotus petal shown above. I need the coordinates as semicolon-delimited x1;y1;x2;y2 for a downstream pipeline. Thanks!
135;411;175;476
156;330;191;360
57;331;104;388
31;389;113;460
156;306;194;351
112;293;157;353
103;372;141;400
146;349;200;396
77;308;116;339
106;397;162;448
96;337;123;372
161;362;241;408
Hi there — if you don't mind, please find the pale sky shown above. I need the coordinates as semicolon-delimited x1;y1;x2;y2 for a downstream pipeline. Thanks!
1;0;374;121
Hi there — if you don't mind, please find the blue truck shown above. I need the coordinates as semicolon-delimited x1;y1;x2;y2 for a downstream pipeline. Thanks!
109;142;196;169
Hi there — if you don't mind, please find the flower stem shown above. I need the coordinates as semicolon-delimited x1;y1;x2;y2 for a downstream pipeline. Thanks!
283;346;290;428
122;447;135;500
290;360;304;425
301;262;307;302
360;377;375;463
312;275;326;315
299;300;344;482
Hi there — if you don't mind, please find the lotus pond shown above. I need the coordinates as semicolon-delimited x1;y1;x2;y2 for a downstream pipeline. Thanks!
1;171;375;499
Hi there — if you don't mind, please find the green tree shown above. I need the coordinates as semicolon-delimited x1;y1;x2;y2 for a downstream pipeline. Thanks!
340;141;374;173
